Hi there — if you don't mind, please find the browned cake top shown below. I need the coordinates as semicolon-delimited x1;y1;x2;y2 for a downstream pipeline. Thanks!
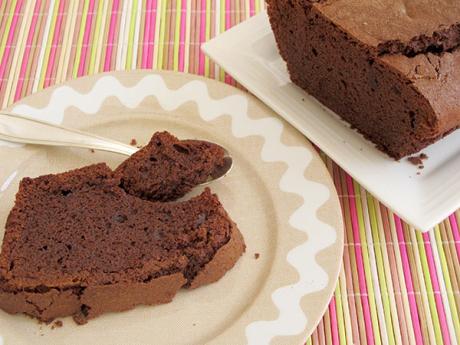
0;163;232;290
312;0;460;55
301;0;460;139
115;131;226;202
380;51;460;133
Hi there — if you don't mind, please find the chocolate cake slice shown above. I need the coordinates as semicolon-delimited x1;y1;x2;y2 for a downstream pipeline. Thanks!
0;153;243;322
267;0;460;159
116;131;226;201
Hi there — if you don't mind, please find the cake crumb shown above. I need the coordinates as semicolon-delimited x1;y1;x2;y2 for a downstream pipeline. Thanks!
130;138;138;146
51;320;63;329
416;172;421;175
89;149;95;153
254;253;260;259
408;153;428;166
408;155;422;166
418;165;424;169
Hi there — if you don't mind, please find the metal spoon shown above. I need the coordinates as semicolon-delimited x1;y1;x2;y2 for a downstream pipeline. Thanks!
0;112;233;184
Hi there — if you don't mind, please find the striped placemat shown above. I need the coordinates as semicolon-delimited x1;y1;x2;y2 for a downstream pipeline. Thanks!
0;1;459;344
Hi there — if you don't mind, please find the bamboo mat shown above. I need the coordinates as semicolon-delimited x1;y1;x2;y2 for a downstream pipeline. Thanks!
0;1;459;344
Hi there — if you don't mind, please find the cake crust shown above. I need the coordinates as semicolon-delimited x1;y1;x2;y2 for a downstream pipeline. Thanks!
0;223;245;324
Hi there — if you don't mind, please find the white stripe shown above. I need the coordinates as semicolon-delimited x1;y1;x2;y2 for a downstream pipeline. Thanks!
115;0;128;70
260;0;266;10
429;228;457;345
214;0;220;78
131;0;142;69
152;0;162;68
56;0;78;83
32;0;55;91
360;188;389;345
122;0;132;69
375;200;403;345
339;268;354;344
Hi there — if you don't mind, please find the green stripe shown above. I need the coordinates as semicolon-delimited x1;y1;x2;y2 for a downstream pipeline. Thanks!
73;0;90;78
173;0;181;71
126;0;138;69
434;226;460;340
0;0;18;63
367;193;396;345
156;0;167;69
335;284;347;345
38;0;59;88
88;0;104;74
416;231;444;344
219;0;225;82
353;181;382;345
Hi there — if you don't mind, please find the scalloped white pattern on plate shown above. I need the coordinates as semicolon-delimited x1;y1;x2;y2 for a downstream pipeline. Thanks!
0;72;342;345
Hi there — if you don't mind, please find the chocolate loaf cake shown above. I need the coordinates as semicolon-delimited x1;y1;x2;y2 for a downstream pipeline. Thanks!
267;0;460;159
0;134;243;324
116;131;226;201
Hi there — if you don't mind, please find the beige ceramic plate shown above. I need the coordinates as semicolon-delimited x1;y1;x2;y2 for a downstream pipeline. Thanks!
0;71;343;345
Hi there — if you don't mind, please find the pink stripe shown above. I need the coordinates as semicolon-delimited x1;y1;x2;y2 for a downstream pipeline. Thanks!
394;216;423;344
346;175;375;345
44;0;65;88
178;0;186;71
423;232;452;345
449;214;460;263
224;75;233;84
225;0;231;30
104;0;120;72
141;0;152;68
329;297;340;345
147;0;157;68
14;0;41;101
224;0;232;84
0;0;23;87
78;0;95;76
249;0;255;16
198;0;206;75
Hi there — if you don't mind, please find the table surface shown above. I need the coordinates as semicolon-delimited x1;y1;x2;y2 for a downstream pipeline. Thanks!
0;1;459;344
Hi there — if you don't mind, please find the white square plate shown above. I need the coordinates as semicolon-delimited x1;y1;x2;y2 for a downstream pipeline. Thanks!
202;12;460;232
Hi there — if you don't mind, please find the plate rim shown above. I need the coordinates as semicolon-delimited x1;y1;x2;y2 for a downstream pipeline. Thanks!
0;70;344;345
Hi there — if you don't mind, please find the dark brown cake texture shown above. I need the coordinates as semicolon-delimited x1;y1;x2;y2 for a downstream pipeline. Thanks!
0;133;244;324
267;0;460;159
116;131;226;201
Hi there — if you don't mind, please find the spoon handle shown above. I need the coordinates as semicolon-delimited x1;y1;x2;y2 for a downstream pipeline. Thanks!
0;112;137;156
